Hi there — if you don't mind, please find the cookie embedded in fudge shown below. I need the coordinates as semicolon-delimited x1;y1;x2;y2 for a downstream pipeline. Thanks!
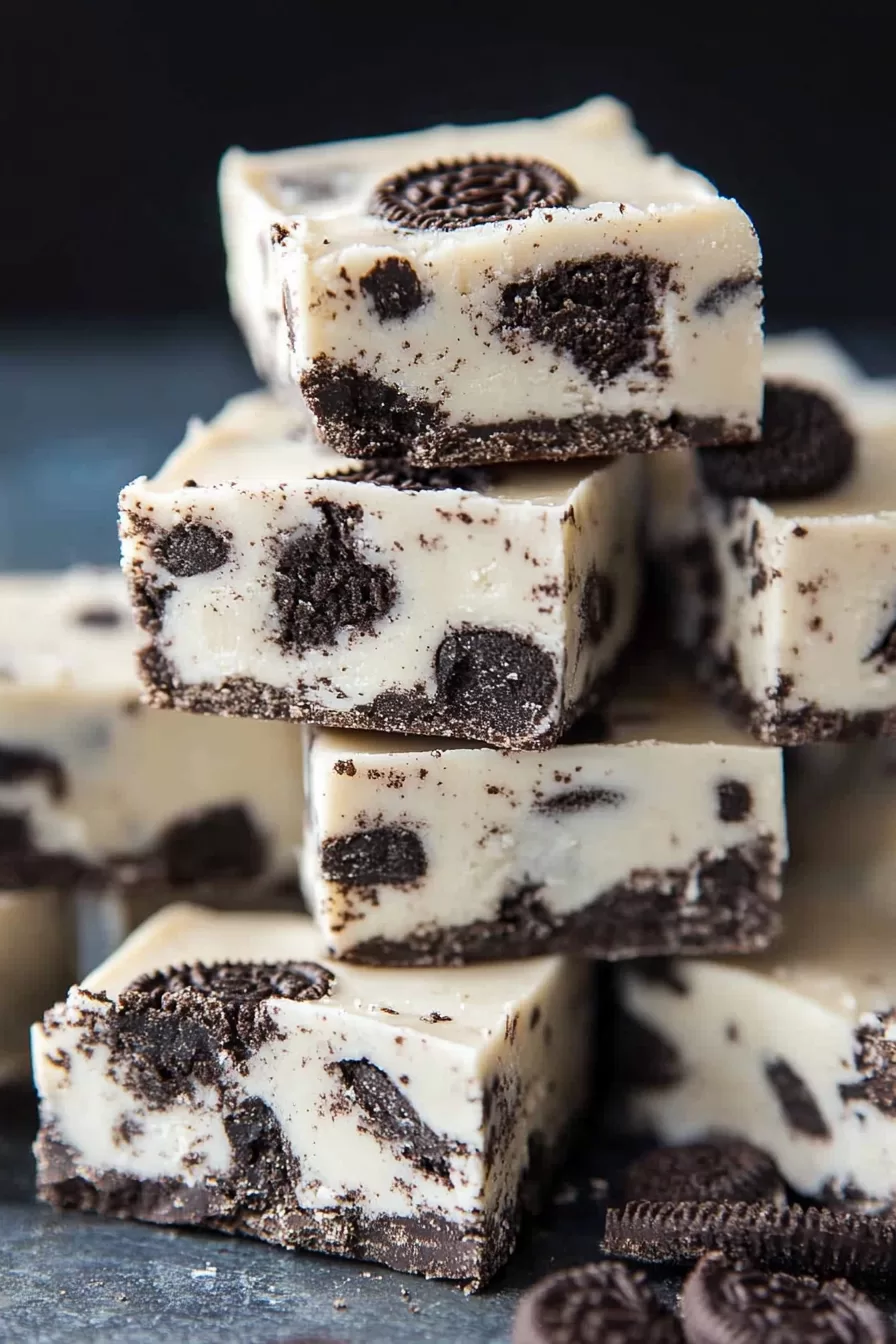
616;852;896;1210
0;568;304;899
302;656;786;965
32;903;592;1286
648;332;896;744
118;392;641;748
220;97;762;467
0;891;73;1085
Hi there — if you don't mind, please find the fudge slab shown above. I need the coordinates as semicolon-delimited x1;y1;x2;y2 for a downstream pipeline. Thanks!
649;332;896;744
119;392;642;748
303;659;786;965
32;903;592;1286
617;861;896;1209
221;97;762;466
0;569;304;896
0;891;73;1085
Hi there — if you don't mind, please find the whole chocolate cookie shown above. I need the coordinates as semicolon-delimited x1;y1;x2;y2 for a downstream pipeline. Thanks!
370;156;577;230
512;1260;681;1343
681;1252;893;1344
697;381;855;501
623;1140;785;1206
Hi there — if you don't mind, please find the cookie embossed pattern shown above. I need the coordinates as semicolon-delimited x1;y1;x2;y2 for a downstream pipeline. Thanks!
220;97;762;466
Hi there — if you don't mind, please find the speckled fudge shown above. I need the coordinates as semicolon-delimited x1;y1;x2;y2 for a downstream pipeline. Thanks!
1;891;73;1085
118;392;641;749
0;569;304;898
32;903;592;1286
220;97;762;467
617;857;896;1210
303;658;786;965
648;332;896;744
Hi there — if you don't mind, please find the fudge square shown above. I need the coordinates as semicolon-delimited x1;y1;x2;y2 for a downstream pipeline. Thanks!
32;903;592;1286
616;855;896;1210
303;657;786;965
648;332;896;743
1;891;73;1086
0;568;304;897
220;97;762;467
119;391;642;749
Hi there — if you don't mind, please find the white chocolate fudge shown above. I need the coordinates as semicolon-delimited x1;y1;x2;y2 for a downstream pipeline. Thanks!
0;569;304;898
119;392;642;748
648;333;896;743
303;659;786;965
220;98;762;467
0;891;73;1085
617;861;896;1208
32;903;592;1285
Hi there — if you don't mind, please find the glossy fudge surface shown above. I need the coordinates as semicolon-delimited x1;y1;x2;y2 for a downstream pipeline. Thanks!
120;393;641;748
221;98;762;466
649;333;896;743
0;568;304;895
33;904;592;1286
304;658;786;964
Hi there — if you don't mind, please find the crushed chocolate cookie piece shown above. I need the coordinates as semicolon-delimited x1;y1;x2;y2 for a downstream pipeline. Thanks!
321;825;426;887
716;779;752;823
75;606;124;628
274;501;396;653
863;611;896;669
698;382;855;500
300;359;445;456
319;460;492;493
155;522;231;577
765;1057;832;1139
513;1260;681;1344
0;745;67;800
622;1140;784;1206
839;1012;896;1117
580;570;616;643
160;804;267;886
370;156;577;230
334;1058;454;1180
359;256;426;321
695;271;761;317
534;786;625;814
223;1096;301;1212
128;573;174;636
435;626;558;741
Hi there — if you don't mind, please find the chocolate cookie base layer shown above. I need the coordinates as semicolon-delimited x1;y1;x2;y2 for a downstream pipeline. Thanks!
300;359;753;467
339;839;780;967
35;1127;554;1289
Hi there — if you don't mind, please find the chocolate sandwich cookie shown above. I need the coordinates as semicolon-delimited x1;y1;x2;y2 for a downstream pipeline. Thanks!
681;1252;893;1344
604;1201;896;1286
512;1261;681;1344
622;1140;785;1206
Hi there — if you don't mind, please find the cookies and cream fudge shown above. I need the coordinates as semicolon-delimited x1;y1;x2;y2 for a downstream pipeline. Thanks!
220;97;762;467
0;569;304;896
0;891;73;1085
32;903;592;1285
648;332;896;743
617;859;896;1209
119;391;641;748
303;658;786;965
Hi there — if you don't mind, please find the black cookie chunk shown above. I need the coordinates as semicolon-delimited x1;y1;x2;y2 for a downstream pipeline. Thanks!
274;501;395;652
697;382;856;500
765;1057;832;1139
716;779;753;823
840;1013;896;1117
321;825;426;887
0;745;66;799
160;804;267;886
580;570;616;643
623;1140;784;1206
319;460;492;493
334;1058;454;1181
681;1252;892;1344
359;256;426;321
223;1095;301;1212
498;255;671;386
863;612;896;669
512;1261;681;1344
603;1200;896;1286
300;358;443;457
695;270;761;317
535;786;625;814
154;522;231;577
75;605;124;628
435;626;558;740
370;156;577;230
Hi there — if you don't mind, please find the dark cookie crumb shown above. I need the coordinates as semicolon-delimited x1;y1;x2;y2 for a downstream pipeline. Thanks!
334;1058;456;1181
159;804;267;886
580;570;616;644
359;256;426;320
155;523;231;578
321;825;426;887
534;786;625;814
75;606;124;628
765;1057;831;1139
369;156;577;230
695;271;761;317
319;460;493;493
0;745;67;800
716;780;753;823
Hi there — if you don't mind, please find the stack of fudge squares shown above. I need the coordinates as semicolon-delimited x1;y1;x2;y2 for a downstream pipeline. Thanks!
12;95;896;1306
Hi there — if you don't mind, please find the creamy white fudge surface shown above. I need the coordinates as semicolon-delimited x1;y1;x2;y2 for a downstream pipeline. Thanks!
0;569;304;897
220;98;762;467
0;891;73;1085
119;392;642;748
303;659;786;965
33;903;591;1285
618;860;896;1208
648;332;896;744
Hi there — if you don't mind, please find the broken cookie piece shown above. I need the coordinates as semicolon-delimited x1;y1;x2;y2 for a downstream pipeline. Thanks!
119;391;641;748
32;903;592;1286
648;331;896;744
220;97;761;466
303;655;785;963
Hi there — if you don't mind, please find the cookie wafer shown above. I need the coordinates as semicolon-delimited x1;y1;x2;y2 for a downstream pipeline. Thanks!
604;1201;896;1285
622;1140;785;1206
512;1260;681;1344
